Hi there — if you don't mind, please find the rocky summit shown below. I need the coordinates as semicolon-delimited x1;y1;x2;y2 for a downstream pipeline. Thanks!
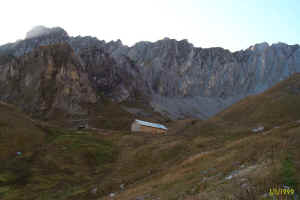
0;26;300;119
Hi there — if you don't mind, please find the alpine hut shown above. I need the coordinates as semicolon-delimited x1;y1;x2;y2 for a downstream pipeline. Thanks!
131;119;168;134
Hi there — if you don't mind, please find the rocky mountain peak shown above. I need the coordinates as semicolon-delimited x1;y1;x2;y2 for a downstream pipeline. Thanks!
26;26;69;39
249;42;269;52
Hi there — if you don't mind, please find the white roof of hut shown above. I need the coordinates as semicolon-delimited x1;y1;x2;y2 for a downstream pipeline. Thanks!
135;119;168;130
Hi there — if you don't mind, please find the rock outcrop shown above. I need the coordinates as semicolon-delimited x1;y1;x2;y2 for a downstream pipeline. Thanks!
0;26;300;119
0;43;97;118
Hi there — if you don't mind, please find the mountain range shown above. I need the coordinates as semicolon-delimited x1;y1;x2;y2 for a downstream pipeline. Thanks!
1;26;300;120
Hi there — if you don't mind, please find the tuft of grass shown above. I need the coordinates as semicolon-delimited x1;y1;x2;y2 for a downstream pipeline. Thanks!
281;154;297;188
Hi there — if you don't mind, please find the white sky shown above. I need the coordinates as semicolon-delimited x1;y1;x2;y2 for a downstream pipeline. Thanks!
1;0;299;51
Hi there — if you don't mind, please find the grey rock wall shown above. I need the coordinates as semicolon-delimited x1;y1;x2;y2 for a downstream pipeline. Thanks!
0;26;299;119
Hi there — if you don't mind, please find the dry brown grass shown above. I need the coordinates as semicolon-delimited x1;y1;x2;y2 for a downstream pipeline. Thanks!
102;115;300;200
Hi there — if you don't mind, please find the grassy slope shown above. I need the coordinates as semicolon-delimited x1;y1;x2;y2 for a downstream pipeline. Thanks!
0;101;192;200
2;74;300;200
111;123;300;200
0;102;45;160
104;74;300;200
0;102;117;199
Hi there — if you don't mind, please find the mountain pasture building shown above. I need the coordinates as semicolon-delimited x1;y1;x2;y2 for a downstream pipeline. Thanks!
131;119;167;134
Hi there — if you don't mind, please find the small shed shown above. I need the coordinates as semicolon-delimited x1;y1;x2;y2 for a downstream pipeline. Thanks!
131;119;167;134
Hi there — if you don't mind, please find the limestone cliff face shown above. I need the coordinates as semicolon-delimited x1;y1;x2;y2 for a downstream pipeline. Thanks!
127;39;300;98
1;26;300;119
126;39;300;118
68;36;150;103
0;28;150;118
0;43;96;118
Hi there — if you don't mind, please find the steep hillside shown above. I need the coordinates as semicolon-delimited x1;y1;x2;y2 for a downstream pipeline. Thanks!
180;73;300;149
217;73;300;127
0;102;45;160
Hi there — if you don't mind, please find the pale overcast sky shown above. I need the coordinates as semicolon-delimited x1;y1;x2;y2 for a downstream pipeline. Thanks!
0;0;299;51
